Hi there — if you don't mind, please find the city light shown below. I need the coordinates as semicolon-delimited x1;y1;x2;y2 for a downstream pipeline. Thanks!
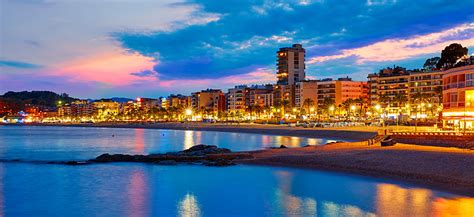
185;108;193;116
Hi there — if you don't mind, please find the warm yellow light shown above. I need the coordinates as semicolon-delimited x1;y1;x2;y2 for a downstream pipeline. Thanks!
428;103;432;108
329;106;335;111
292;108;297;112
421;103;425;107
185;109;193;116
310;107;315;112
351;105;356;111
375;104;381;110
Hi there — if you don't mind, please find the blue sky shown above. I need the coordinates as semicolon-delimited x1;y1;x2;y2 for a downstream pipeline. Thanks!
1;0;474;98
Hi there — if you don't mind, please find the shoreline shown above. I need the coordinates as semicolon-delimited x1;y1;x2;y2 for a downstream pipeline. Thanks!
2;122;377;141
239;142;474;197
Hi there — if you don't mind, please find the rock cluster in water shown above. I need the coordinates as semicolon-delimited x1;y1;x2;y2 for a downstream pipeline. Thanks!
90;144;252;166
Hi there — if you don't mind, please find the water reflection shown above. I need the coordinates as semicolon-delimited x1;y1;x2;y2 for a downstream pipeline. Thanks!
127;170;148;217
272;170;474;217
184;131;194;150
432;197;474;216
377;183;474;217
134;129;145;153
178;193;201;217
0;164;4;217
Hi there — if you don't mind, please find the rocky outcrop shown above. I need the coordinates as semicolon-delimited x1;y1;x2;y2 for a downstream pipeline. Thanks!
90;144;252;166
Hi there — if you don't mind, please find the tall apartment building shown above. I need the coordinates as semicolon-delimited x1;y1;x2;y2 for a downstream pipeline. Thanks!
295;80;318;108
316;78;368;107
191;89;226;114
275;44;306;107
276;44;306;85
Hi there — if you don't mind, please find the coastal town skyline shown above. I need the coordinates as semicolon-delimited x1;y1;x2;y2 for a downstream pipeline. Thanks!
1;0;474;98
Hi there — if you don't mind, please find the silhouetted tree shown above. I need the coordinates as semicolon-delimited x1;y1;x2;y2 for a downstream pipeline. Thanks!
436;43;468;69
423;57;440;70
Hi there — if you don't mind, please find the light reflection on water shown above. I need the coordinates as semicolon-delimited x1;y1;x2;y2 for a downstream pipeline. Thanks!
1;163;473;216
178;194;201;217
0;126;340;161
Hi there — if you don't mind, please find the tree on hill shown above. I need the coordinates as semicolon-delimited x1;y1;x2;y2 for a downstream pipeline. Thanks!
0;91;76;107
436;43;468;69
423;57;440;70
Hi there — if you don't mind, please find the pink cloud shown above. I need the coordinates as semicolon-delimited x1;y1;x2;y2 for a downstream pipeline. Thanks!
309;23;474;64
53;49;156;85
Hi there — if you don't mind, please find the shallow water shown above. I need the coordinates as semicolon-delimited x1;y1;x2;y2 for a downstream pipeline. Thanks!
0;125;473;217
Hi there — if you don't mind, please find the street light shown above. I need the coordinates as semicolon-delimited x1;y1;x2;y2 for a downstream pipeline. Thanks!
185;108;193;116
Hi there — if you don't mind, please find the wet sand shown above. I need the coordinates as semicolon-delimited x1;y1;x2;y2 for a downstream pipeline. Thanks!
240;142;474;196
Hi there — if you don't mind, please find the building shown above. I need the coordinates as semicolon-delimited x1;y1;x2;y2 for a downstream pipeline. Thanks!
317;77;368;107
191;89;226;115
442;65;474;129
167;94;191;108
373;67;410;109
226;85;248;113
368;66;446;117
408;70;443;105
295;80;318;109
136;97;160;110
92;101;119;117
275;44;306;107
245;84;273;107
248;84;274;108
276;44;306;85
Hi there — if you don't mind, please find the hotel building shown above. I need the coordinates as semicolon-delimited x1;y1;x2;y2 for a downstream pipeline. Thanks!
442;65;474;129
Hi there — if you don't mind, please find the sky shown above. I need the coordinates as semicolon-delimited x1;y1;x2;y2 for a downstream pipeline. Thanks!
1;0;474;98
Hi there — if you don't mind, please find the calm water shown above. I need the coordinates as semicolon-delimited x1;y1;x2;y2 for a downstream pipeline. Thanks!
0;125;340;161
0;126;473;217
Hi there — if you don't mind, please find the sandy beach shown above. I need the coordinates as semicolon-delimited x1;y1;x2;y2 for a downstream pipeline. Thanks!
240;142;474;196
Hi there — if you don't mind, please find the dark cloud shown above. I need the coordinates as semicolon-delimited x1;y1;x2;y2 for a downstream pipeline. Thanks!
114;0;474;79
130;69;159;77
0;60;42;69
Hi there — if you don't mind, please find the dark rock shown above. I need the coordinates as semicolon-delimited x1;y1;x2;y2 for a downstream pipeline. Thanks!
203;159;235;167
65;161;78;165
279;145;288;149
177;144;231;156
157;160;177;165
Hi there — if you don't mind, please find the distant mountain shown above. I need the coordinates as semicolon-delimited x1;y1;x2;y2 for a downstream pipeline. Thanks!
0;91;77;107
110;97;133;103
86;97;133;103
